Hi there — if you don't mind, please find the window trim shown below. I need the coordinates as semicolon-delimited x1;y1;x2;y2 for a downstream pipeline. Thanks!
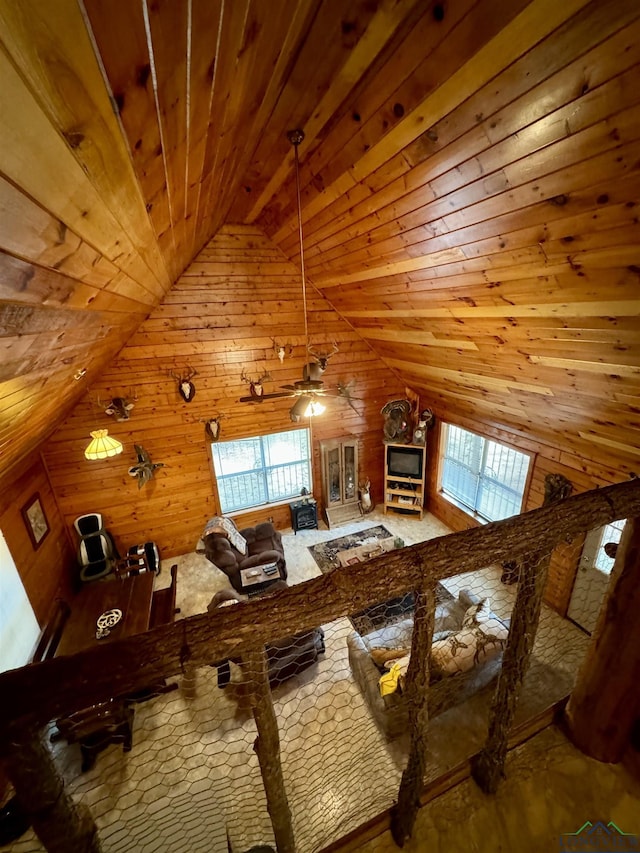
210;427;313;514
438;422;533;523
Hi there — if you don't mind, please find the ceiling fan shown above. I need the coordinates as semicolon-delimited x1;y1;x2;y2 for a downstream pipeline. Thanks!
238;129;361;421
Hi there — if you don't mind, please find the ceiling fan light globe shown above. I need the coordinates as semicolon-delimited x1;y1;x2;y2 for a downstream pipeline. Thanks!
306;400;326;417
290;395;311;420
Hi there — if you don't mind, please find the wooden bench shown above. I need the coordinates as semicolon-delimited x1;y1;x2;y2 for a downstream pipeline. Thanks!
149;564;180;628
30;598;71;663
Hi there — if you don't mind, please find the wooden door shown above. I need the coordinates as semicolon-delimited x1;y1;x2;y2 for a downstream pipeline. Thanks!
567;520;625;634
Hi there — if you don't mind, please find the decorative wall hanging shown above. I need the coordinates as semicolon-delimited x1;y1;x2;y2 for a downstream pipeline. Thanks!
21;492;49;550
103;395;136;421
169;367;198;402
272;339;293;363
240;369;272;399
128;445;165;489
381;399;412;443
204;415;226;442
412;409;434;446
91;391;137;421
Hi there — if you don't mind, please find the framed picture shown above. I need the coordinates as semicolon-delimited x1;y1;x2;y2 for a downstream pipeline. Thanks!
21;492;50;550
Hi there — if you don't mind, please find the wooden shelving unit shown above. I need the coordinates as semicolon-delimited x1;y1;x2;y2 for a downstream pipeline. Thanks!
383;443;426;520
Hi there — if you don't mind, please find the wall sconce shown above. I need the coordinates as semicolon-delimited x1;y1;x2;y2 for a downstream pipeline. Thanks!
84;429;123;460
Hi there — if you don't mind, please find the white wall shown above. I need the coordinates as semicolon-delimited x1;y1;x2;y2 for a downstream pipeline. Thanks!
0;529;40;671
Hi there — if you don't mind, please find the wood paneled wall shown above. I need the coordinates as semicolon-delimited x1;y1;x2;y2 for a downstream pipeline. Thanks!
42;226;405;559
0;456;75;625
425;408;619;615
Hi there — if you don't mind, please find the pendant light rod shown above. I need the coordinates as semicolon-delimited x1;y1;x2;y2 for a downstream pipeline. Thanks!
288;129;309;354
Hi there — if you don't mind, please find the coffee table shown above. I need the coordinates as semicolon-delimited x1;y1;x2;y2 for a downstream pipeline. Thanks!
336;535;397;567
239;562;283;597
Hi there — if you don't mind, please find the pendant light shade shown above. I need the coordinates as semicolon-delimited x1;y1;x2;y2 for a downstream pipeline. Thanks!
84;429;123;460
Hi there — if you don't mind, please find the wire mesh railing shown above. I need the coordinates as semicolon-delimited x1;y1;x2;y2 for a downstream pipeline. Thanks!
2;477;640;852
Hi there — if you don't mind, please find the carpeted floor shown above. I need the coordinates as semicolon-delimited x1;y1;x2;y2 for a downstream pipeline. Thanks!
307;524;395;574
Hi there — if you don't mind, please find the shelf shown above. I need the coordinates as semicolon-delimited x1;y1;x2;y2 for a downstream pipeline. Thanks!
383;442;426;520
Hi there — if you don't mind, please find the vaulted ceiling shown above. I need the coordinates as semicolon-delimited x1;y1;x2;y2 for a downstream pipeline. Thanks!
2;0;639;481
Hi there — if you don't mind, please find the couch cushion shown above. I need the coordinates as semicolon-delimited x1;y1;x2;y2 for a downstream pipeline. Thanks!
361;618;414;654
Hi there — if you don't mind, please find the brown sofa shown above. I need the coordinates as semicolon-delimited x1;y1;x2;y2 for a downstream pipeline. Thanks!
200;518;287;594
347;589;509;739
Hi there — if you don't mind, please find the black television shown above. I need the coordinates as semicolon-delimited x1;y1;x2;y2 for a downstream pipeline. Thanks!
387;445;423;479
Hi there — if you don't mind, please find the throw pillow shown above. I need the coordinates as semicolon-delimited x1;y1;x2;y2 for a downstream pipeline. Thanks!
462;597;490;627
431;617;508;676
378;655;411;696
431;630;477;675
370;646;410;667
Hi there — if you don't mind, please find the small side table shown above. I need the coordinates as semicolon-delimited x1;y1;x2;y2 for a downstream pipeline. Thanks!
239;562;283;597
289;499;318;534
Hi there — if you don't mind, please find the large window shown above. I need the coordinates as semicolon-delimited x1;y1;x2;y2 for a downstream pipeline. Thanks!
440;423;530;521
211;428;312;513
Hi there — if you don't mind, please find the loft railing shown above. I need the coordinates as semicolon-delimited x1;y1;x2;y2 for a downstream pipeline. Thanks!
1;477;640;852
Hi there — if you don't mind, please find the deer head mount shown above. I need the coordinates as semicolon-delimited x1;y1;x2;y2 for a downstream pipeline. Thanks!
169;367;198;402
271;339;293;364
304;342;339;381
241;369;271;399
93;392;137;421
203;414;226;442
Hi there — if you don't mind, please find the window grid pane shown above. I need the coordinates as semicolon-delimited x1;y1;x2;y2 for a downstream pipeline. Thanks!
441;423;529;522
212;429;311;513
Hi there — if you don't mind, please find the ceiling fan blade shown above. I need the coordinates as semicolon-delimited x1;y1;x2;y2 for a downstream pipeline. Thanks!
325;392;366;400
239;391;295;403
239;391;294;402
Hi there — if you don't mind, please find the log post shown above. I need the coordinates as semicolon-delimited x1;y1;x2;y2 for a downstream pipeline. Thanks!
390;584;436;847
564;515;640;762
471;474;573;793
242;647;296;853
1;723;101;853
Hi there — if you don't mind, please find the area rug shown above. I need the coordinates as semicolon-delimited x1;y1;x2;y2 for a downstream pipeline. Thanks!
308;525;416;633
308;525;453;633
307;525;396;574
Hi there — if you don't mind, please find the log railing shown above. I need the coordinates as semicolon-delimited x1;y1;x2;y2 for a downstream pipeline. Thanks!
1;476;640;852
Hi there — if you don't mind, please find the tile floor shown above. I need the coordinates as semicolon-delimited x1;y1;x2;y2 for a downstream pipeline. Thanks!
7;508;594;853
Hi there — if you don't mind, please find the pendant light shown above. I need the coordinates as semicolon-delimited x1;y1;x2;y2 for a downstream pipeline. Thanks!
288;128;324;420
84;429;123;460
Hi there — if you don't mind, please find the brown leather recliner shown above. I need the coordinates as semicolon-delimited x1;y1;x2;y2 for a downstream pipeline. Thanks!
202;520;287;593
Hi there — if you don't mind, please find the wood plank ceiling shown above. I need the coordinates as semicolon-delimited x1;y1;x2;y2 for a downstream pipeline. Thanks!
1;0;639;481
